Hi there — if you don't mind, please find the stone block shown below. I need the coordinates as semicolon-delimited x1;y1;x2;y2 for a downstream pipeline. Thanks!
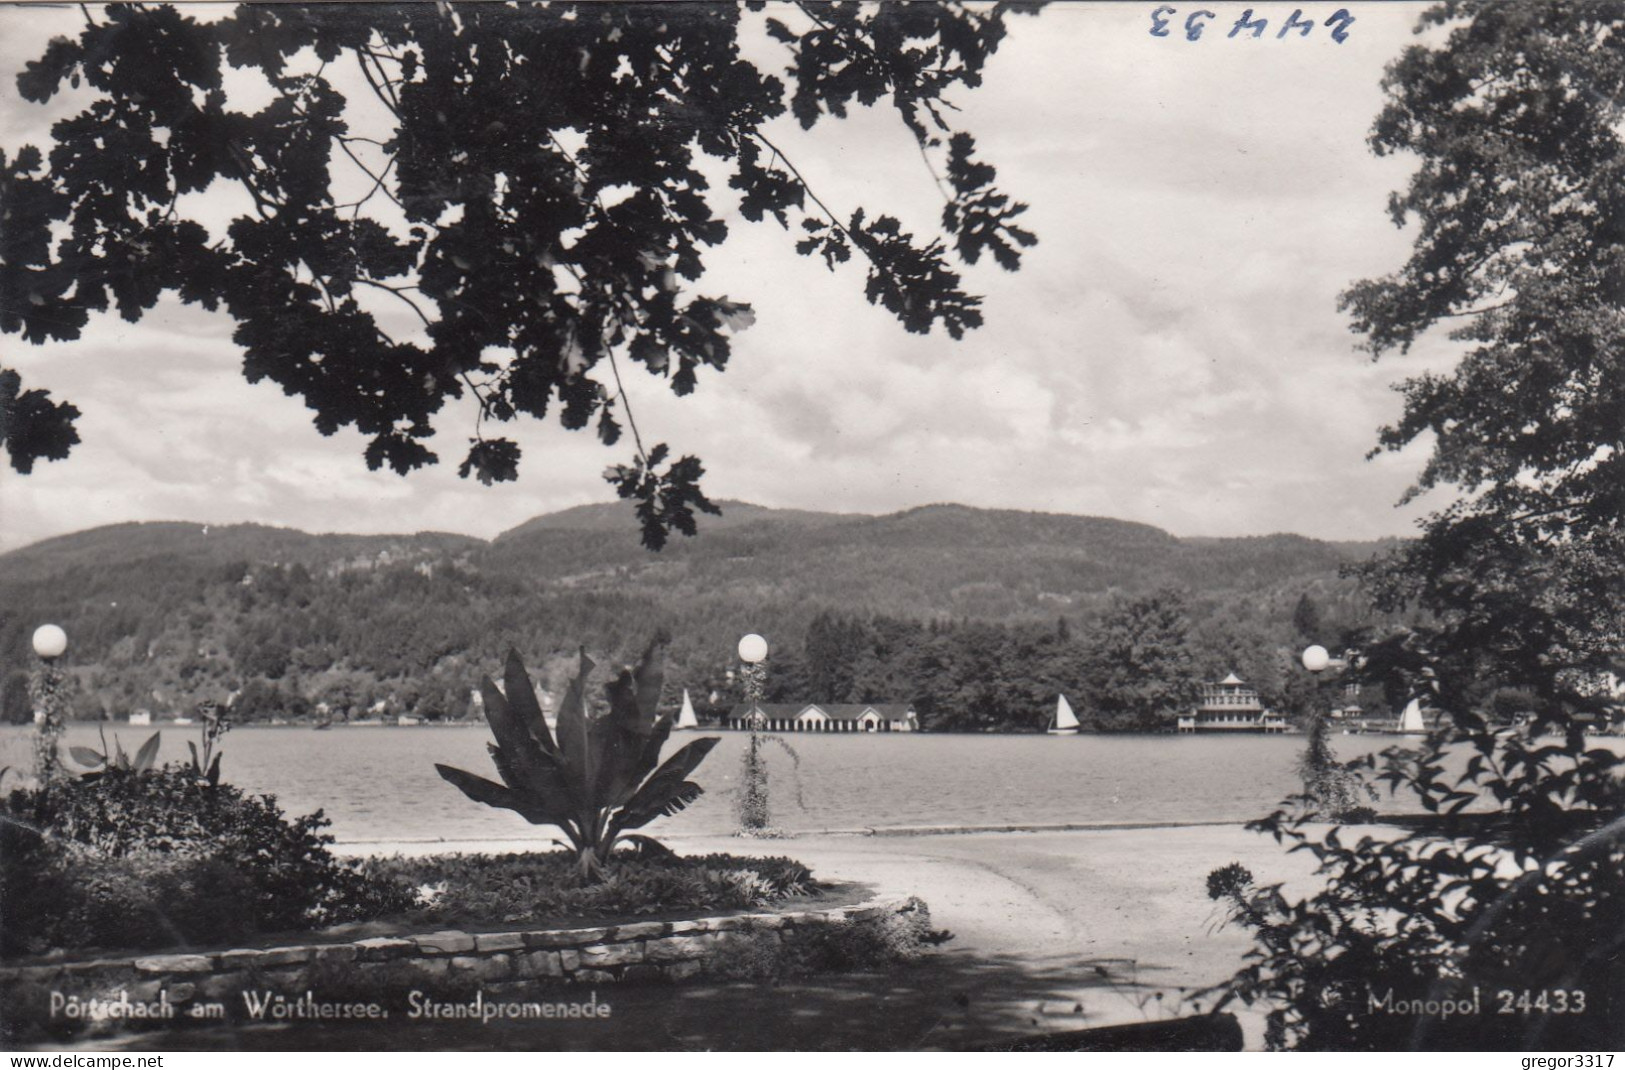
256;946;314;967
200;972;248;1001
515;950;564;980
416;931;477;955
645;934;712;963
125;980;165;1002
573;969;616;985
665;919;709;934
262;968;308;989
710;915;775;932
166;982;197;1003
312;944;356;964
607;921;665;941
845;904;893;922
663;961;703;981
559;950;581;972
216;949;263;970
6;966;64;984
474;932;527;953
133;954;212;975
578;942;644;968
523;927;608;948
450;954;511;982
352;937;415;962
63;958;133;976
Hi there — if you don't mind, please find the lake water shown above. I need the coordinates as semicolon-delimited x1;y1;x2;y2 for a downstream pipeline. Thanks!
0;723;1455;845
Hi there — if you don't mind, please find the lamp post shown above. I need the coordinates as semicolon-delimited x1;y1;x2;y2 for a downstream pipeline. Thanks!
737;633;771;831
1299;643;1370;818
737;632;768;727
31;624;68;786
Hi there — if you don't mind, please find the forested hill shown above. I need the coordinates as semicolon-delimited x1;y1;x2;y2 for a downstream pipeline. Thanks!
0;502;1397;731
482;502;1364;617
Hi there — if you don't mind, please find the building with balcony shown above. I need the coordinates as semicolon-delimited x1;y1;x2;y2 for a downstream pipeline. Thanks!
1177;673;1288;733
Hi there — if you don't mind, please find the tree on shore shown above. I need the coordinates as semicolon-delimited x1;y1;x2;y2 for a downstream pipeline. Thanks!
1214;2;1625;1049
1080;589;1200;732
0;2;1037;548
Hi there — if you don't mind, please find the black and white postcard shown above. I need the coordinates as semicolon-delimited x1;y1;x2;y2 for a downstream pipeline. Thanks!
2;1;1622;1056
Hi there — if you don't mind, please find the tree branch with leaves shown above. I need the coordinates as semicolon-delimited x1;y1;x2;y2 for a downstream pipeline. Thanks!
0;2;1040;549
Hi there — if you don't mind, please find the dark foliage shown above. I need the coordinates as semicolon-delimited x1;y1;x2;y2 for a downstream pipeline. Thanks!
1296;712;1377;823
2;3;1038;548
0;766;414;957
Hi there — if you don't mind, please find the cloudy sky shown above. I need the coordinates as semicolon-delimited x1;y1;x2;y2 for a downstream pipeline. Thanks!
0;2;1461;553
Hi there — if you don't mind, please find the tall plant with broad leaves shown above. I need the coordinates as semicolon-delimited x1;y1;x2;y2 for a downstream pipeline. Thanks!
68;728;160;779
436;639;718;882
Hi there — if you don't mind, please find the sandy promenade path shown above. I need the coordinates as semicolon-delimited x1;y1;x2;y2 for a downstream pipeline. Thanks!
334;823;1333;1049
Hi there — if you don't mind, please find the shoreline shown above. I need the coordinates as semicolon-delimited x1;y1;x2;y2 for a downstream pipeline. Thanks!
330;816;1265;850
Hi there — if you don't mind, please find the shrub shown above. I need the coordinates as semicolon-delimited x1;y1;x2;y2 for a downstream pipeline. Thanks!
0;767;414;957
768;897;951;980
1207;725;1625;1050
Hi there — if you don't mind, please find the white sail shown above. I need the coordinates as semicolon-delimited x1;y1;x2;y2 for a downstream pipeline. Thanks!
1399;698;1426;733
1048;694;1080;734
675;689;700;730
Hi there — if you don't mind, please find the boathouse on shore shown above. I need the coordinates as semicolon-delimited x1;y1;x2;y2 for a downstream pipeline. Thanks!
726;702;919;733
1177;673;1287;733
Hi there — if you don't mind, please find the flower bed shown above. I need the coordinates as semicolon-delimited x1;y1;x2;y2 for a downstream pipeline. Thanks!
360;851;818;930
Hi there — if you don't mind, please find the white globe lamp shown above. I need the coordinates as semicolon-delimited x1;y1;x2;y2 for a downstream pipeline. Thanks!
32;624;67;661
737;633;768;665
1301;645;1330;673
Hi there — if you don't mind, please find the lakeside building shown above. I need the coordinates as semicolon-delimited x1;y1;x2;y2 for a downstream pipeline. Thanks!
726;702;920;733
1177;673;1288;733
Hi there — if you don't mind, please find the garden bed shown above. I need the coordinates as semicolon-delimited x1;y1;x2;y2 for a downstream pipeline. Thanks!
0;893;939;1046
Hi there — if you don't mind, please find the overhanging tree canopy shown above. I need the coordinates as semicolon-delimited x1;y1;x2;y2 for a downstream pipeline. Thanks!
0;1;1038;547
1214;5;1625;1048
1344;0;1625;705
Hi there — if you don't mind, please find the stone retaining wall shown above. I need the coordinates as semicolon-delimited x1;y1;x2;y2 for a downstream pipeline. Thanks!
0;896;929;1037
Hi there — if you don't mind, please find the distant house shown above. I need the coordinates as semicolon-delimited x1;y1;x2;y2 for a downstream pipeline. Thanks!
727;702;920;733
1177;673;1287;733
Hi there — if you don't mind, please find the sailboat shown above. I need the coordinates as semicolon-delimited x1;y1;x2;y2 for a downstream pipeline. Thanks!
1047;694;1081;735
674;689;700;730
1396;698;1427;735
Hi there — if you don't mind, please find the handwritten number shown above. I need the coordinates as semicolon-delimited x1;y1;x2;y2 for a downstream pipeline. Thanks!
1228;8;1268;38
1277;9;1314;38
1324;7;1355;43
1149;4;1175;36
